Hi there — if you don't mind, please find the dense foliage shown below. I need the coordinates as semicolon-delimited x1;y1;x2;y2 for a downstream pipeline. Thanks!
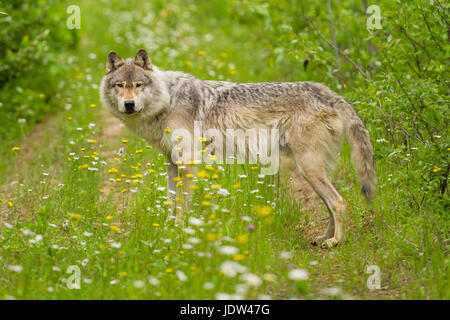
0;0;76;143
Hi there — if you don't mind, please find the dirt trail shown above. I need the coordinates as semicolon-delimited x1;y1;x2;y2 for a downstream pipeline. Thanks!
99;111;125;159
1;116;62;185
0;115;65;223
97;109;127;204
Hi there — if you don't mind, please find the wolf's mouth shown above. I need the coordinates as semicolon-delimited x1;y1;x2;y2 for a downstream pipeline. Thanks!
124;109;142;116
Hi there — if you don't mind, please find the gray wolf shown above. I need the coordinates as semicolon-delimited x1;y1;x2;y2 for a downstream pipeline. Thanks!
100;49;376;248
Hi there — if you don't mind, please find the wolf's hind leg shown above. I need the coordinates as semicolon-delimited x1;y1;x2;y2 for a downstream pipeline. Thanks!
294;153;346;248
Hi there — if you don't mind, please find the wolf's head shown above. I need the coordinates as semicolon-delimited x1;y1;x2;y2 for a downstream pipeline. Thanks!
100;49;169;119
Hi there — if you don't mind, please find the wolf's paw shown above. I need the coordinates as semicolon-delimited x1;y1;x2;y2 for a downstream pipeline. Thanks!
321;237;339;249
311;236;327;246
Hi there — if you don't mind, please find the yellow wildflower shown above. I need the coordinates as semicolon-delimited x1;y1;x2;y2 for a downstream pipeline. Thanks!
233;254;245;262
254;205;273;217
236;234;249;244
110;225;120;233
205;233;218;241
197;171;209;179
107;168;118;175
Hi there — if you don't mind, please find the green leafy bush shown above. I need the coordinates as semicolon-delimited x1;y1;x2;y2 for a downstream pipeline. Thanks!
0;0;77;142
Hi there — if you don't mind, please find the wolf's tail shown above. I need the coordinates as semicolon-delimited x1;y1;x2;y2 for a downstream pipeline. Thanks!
342;103;377;204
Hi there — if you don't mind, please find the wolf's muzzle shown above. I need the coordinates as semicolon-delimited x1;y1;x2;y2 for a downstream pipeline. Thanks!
124;100;136;114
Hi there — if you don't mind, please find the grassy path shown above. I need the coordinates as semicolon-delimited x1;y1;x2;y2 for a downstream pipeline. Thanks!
0;0;447;300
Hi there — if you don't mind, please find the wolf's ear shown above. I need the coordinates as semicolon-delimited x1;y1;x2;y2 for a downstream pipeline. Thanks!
106;51;124;73
134;49;152;70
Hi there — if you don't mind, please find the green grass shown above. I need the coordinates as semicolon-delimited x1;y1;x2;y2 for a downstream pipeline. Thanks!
0;0;447;300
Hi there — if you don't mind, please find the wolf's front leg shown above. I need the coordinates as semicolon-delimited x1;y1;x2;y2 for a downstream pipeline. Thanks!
180;164;196;211
167;161;195;225
166;161;178;220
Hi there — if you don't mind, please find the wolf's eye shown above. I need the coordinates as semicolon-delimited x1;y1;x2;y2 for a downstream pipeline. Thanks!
116;83;123;88
136;83;143;87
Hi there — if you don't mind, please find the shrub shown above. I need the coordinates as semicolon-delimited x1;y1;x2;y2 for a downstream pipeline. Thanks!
0;0;77;142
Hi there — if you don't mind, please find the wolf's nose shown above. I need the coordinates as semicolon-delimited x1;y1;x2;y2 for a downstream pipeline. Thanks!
124;100;135;114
